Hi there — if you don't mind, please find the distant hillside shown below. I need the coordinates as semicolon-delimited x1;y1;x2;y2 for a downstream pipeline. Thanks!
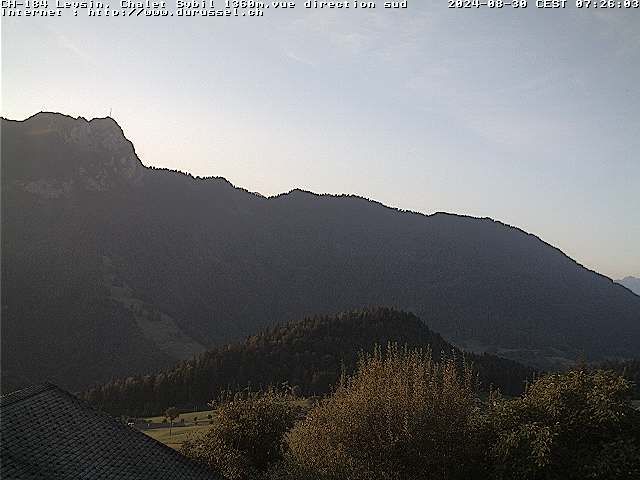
82;308;535;416
617;276;640;296
2;112;640;391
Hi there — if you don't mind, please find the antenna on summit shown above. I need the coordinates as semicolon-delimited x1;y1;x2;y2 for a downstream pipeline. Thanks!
108;107;112;117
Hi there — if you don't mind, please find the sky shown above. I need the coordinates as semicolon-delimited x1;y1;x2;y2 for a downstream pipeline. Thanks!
1;4;639;279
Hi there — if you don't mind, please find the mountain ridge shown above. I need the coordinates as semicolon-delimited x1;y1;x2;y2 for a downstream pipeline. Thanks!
3;112;639;392
1;111;629;287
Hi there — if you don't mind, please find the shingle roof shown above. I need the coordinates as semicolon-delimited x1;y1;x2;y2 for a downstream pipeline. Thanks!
0;383;217;479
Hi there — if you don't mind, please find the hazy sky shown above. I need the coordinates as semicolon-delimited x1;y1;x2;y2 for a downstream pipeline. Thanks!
2;5;638;279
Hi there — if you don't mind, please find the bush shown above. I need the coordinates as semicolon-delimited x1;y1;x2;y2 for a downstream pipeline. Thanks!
486;368;640;480
181;390;302;480
180;348;640;480
284;344;483;480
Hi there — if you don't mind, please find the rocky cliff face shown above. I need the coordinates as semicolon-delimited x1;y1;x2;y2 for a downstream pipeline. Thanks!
4;112;145;197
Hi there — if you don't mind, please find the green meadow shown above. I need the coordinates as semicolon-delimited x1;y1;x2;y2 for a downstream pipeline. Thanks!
139;409;217;450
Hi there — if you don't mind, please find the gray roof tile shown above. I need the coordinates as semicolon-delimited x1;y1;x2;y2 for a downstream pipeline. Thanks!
0;384;217;479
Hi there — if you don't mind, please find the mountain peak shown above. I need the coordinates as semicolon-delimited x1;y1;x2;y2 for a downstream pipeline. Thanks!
2;112;146;196
21;112;123;141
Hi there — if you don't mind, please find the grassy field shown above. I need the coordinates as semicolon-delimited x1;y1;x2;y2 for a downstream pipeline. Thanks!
144;423;212;450
139;399;314;450
138;408;217;450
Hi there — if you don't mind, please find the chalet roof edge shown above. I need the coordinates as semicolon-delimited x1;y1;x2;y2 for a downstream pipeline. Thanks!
1;382;217;479
0;383;59;408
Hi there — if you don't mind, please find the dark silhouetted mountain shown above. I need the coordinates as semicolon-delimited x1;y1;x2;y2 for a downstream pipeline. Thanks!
617;276;640;296
82;308;535;416
2;113;639;392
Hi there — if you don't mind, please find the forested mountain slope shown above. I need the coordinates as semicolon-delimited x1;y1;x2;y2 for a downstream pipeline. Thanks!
83;308;535;416
3;112;639;391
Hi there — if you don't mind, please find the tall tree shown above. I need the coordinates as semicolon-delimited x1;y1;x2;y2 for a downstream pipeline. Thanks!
165;407;179;436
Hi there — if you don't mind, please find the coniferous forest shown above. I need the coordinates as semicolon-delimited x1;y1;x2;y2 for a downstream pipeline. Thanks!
83;308;535;416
